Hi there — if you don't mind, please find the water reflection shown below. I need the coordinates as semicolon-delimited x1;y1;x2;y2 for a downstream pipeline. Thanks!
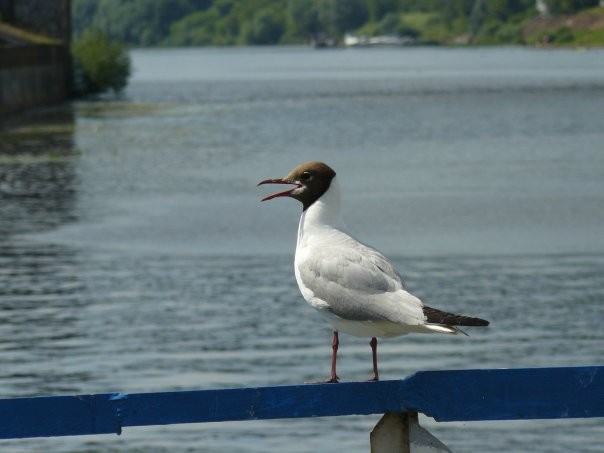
0;104;78;235
0;105;88;396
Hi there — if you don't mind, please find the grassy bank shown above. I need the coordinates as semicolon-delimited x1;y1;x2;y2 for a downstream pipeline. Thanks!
522;7;604;47
405;7;604;47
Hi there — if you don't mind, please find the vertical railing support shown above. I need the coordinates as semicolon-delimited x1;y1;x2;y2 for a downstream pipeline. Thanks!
371;412;412;453
370;412;452;453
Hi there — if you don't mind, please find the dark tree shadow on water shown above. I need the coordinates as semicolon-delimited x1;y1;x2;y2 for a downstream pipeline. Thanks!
0;105;95;396
0;104;78;236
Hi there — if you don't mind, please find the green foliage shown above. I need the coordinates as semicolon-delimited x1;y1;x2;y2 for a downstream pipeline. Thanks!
73;0;207;45
544;0;599;14
550;26;575;43
316;0;369;37
242;8;285;44
366;0;400;22
72;0;604;47
470;0;534;40
487;0;535;21
168;10;222;46
285;0;321;40
71;29;131;95
573;26;604;46
365;13;421;39
167;0;286;45
526;25;575;45
376;13;401;34
473;19;525;44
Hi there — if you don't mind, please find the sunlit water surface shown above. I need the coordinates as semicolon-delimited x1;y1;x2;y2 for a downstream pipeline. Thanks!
1;46;603;452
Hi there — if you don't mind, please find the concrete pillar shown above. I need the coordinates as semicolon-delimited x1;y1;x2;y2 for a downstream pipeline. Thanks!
370;412;452;453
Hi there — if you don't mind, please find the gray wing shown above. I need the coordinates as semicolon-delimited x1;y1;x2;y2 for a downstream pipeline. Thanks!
297;239;425;325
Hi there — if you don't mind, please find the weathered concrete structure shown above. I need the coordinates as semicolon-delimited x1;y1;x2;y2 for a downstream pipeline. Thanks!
0;0;71;115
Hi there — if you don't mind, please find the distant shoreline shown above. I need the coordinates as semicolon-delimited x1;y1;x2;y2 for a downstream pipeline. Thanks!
72;2;604;49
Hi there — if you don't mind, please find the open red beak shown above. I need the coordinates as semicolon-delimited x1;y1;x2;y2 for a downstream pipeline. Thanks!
257;178;301;202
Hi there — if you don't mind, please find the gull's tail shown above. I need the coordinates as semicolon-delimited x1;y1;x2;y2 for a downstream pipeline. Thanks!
423;306;490;335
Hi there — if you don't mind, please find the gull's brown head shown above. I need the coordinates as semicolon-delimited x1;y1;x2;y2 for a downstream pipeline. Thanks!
258;161;336;211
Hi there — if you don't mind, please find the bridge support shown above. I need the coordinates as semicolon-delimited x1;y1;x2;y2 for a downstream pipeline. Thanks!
370;412;452;453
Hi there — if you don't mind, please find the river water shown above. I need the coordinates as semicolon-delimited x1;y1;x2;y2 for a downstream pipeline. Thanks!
1;46;603;452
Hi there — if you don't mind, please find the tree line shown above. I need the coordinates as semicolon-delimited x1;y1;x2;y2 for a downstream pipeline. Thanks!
73;0;602;46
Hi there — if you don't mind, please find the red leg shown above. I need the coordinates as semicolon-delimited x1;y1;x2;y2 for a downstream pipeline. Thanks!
324;330;340;383
321;330;340;383
307;331;340;384
369;337;379;381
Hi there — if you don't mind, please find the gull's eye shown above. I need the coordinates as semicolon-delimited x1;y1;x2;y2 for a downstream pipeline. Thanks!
300;171;312;181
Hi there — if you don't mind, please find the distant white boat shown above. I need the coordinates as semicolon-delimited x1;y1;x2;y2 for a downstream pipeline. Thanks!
344;34;369;47
344;33;415;47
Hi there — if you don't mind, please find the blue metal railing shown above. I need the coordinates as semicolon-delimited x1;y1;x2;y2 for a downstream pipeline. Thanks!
1;366;602;439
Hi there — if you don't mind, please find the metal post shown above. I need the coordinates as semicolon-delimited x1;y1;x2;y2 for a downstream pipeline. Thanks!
370;412;452;453
370;412;411;453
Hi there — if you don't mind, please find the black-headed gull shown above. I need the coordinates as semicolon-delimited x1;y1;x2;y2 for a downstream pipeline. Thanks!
258;161;489;382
